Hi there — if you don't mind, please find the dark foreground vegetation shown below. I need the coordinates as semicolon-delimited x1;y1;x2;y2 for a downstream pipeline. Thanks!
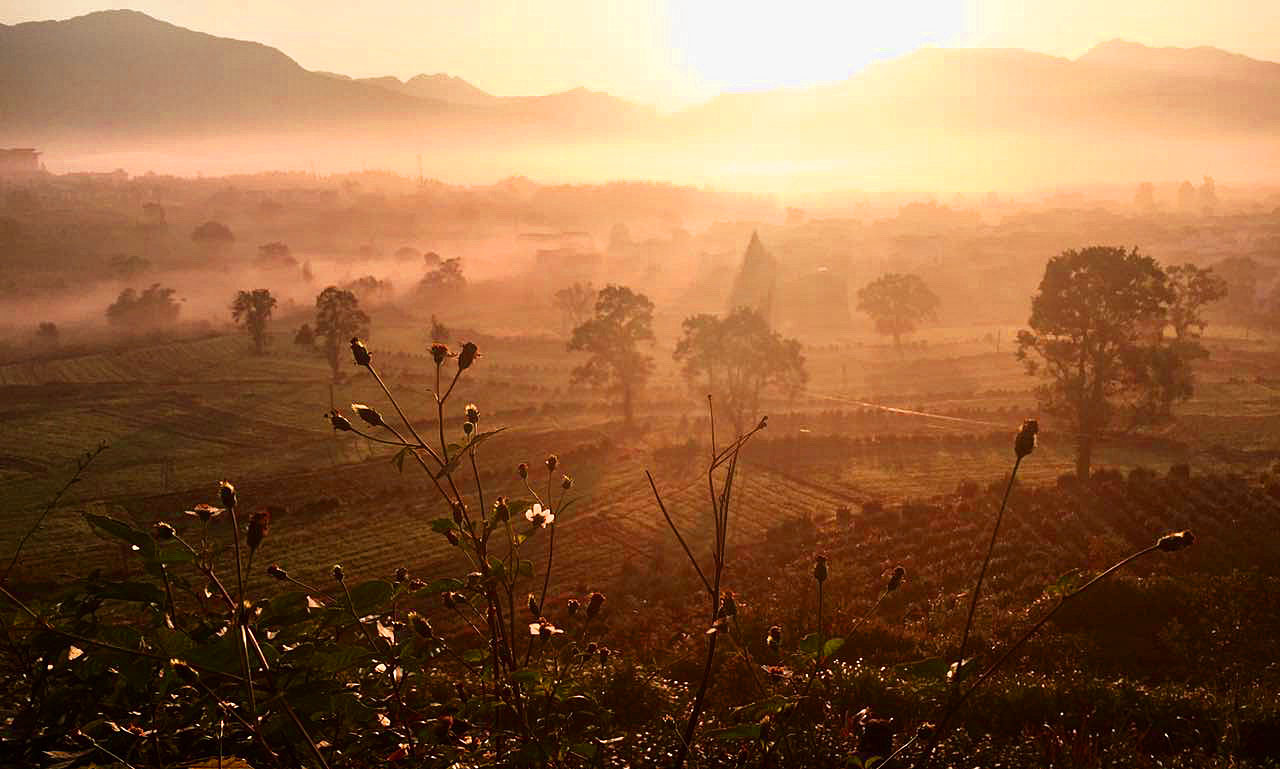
2;335;1277;769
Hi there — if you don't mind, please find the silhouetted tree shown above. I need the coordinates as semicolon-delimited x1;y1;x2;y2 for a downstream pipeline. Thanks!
567;285;655;424
673;306;807;432
35;321;59;346
856;273;940;354
294;323;315;348
420;257;465;294
554;282;596;334
191;220;234;247
314;286;369;379
106;284;180;331
256;242;296;268
1165;264;1227;341
429;315;450;343
231;288;278;354
1016;247;1198;478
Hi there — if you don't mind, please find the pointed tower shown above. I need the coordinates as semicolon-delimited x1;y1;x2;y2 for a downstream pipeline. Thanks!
727;231;777;323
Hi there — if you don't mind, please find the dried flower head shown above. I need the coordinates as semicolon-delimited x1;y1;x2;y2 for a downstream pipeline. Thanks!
219;480;237;511
408;611;434;639
1157;529;1195;552
567;598;581;617
561;474;573;490
247;509;270;553
327;410;354;432
184;503;223;523
517;462;529;480
350;337;372;367
331;563;345;582
266;564;288;581
524;503;554;528
1015;419;1039;459
351;403;383;428
464;403;479;424
430;343;452;365
586;591;606;619
887;565;906;592
394;567;409;583
545;454;558;472
813;554;829;584
457;341;478;370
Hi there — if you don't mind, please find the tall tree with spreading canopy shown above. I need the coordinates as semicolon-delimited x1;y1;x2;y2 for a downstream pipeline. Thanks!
1017;246;1212;479
673;306;807;433
856;272;940;354
231;288;278;355
567;284;655;424
554;282;596;335
314;286;370;380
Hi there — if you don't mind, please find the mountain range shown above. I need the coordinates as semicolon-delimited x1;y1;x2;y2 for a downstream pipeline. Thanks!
3;10;1278;187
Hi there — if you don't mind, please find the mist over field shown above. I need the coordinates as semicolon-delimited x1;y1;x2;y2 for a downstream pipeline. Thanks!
3;4;1280;768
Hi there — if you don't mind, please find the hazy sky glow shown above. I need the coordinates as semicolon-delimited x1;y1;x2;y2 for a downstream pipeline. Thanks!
3;0;1279;108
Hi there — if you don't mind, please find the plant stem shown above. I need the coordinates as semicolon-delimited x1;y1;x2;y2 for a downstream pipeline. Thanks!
2;443;106;584
955;455;1022;674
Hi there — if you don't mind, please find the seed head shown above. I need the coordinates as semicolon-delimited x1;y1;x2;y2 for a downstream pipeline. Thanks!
887;565;905;592
813;554;829;584
527;593;540;617
394;567;409;583
464;403;479;424
351;403;383;428
586;591;606;619
247;509;270;553
430;343;452;365
152;521;176;540
1015;419;1038;459
457;342;478;371
267;564;288;581
331;563;345;582
350;337;372;367
327;410;353;432
219;480;237;511
408;611;434;639
567;598;581;617
561;474;573;490
1157;529;1195;552
517;462;529;480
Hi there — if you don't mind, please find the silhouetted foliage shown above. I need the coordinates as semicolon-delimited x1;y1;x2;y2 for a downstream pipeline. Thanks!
314;286;369;378
568;284;654;424
255;241;296;268
231;288;278;354
420;257;465;294
554;281;596;334
190;220;234;245
105;283;180;331
856;273;940;353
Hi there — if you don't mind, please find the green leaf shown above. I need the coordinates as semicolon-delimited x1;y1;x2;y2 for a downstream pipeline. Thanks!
83;513;154;558
823;637;845;659
797;633;823;657
709;723;763;740
429;517;457;534
517;559;535;579
347;580;394;615
433;428;506;478
1045;568;1084;598
461;647;488;664
512;668;541;684
423;578;463;594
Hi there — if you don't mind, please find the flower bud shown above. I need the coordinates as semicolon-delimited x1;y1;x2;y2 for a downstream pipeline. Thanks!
586;591;605;619
527;593;540;617
247;509;270;553
219;480;237;511
561;474;573;490
394;567;409;583
463;422;474;436
599;646;611;665
350;337;372;367
493;497;510;521
267;564;288;581
586;642;598;655
464;403;479;424
887;565;905;592
332;563;345;582
1015;419;1038;459
567;599;580;617
328;410;353;432
408;611;434;639
517;463;529;479
813;554;828;584
766;625;782;651
430;343;452;365
545;454;558;472
457;342;478;370
152;521;176;540
1157;529;1195;552
351;403;383;428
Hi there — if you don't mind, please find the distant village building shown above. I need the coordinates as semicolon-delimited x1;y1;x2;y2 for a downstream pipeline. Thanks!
0;148;42;175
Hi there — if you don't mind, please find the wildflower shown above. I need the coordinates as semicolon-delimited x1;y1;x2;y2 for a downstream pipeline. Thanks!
152;521;176;540
408;611;434;639
327;410;354;432
464;403;479;424
527;594;540;617
545;454;558;472
267;564;288;581
350;337;372;367
561;474;573;490
530;618;564;639
332;563;345;582
219;480;237;511
184;503;223;523
813;554;829;584
1015;419;1038;459
394;567;408;583
887;565;906;592
524;503;554;528
1157;529;1195;552
351;403;384;428
719;591;737;618
766;625;782;651
247;509;270;553
586;591;606;619
430;343;452;365
457;341;478;370
492;497;510;522
567;598;580;617
517;463;529;480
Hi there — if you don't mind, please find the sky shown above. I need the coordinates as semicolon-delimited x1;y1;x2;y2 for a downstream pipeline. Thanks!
4;0;1280;109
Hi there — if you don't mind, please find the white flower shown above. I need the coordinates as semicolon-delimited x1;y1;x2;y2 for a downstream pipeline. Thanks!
524;503;554;528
